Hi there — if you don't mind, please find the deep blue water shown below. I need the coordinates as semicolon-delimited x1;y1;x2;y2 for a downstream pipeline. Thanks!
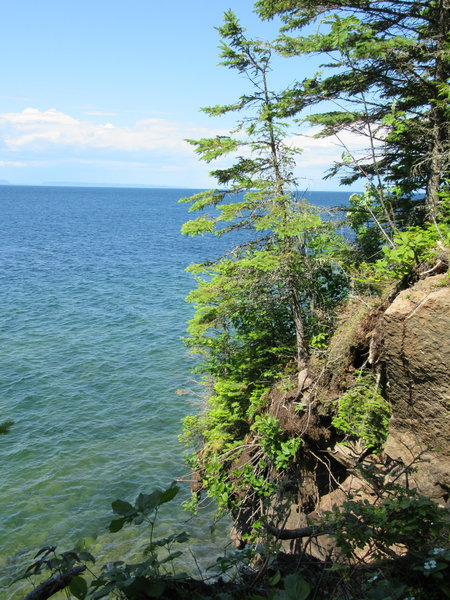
0;185;351;596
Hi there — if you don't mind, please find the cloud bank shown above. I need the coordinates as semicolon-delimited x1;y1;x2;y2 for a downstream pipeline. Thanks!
0;108;214;154
0;108;369;188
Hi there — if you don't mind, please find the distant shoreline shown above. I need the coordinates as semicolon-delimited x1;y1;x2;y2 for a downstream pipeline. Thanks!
0;182;359;194
0;182;192;190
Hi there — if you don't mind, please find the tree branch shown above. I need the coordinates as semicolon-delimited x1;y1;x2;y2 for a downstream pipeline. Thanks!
22;566;86;600
266;522;331;540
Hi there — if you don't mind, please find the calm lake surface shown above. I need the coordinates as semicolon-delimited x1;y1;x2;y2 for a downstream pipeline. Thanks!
0;185;350;596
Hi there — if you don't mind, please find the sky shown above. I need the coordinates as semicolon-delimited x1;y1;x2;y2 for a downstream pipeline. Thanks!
0;0;364;191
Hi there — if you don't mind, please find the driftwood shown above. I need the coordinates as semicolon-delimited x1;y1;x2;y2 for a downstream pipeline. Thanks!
266;522;331;540
22;565;86;600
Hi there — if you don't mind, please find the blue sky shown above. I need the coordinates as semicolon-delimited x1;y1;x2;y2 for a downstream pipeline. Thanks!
0;1;363;190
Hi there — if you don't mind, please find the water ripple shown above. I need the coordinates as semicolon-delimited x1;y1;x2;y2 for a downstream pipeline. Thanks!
0;187;214;591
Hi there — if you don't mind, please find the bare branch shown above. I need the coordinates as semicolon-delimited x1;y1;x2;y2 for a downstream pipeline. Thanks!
265;522;331;540
22;566;86;600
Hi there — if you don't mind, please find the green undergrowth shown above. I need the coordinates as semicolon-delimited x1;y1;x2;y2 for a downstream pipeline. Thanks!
332;371;391;452
353;187;450;287
356;222;450;285
16;479;450;600
180;374;302;514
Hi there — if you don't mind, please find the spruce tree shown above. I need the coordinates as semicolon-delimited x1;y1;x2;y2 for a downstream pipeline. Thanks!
181;10;345;391
255;0;450;223
180;11;346;513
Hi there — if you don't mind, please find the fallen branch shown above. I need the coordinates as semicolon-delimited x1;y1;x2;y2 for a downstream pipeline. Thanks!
22;565;86;600
266;522;331;540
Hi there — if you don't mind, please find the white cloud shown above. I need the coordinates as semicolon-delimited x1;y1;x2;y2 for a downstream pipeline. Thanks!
0;108;374;166
289;126;383;168
0;107;222;154
0;160;29;166
0;109;371;189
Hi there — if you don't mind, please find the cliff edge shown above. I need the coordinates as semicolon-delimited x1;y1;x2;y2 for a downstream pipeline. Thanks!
382;273;450;505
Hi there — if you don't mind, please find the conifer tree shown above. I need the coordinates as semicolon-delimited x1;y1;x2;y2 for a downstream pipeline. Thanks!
255;0;450;224
181;11;345;390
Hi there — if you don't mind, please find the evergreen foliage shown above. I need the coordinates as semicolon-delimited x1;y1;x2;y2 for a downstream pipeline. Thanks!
255;0;450;222
179;1;449;529
177;6;450;583
180;10;347;513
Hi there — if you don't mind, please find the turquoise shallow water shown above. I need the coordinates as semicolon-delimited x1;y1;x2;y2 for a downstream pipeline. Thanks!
0;185;221;595
0;185;350;596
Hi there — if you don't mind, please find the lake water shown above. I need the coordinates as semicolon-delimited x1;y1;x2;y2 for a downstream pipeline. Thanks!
0;185;351;596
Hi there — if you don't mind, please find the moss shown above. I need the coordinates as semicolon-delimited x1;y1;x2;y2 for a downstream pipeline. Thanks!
435;271;450;287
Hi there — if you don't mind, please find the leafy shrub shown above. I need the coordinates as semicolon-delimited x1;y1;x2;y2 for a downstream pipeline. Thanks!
325;486;447;559
377;224;449;278
251;414;301;470
332;372;391;451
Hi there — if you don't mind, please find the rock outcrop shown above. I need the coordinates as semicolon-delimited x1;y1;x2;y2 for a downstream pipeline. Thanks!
380;274;450;505
230;271;450;553
276;272;450;547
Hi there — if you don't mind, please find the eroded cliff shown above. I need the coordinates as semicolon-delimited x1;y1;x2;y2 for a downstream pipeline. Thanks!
231;270;450;554
382;274;450;505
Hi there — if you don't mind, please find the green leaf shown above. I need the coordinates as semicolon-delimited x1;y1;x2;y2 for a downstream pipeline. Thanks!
133;514;145;525
152;531;190;547
438;583;450;597
158;550;183;564
108;517;126;533
78;551;95;563
111;499;134;516
69;576;88;600
147;580;166;598
159;483;179;505
268;570;281;586
135;490;163;514
181;217;216;236
274;573;311;600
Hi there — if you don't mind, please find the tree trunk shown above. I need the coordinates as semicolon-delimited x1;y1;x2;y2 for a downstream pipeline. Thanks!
290;283;309;385
426;0;450;220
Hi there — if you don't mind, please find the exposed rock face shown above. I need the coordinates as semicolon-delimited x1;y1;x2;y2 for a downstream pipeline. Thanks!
230;273;450;554
276;274;450;548
381;274;450;505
